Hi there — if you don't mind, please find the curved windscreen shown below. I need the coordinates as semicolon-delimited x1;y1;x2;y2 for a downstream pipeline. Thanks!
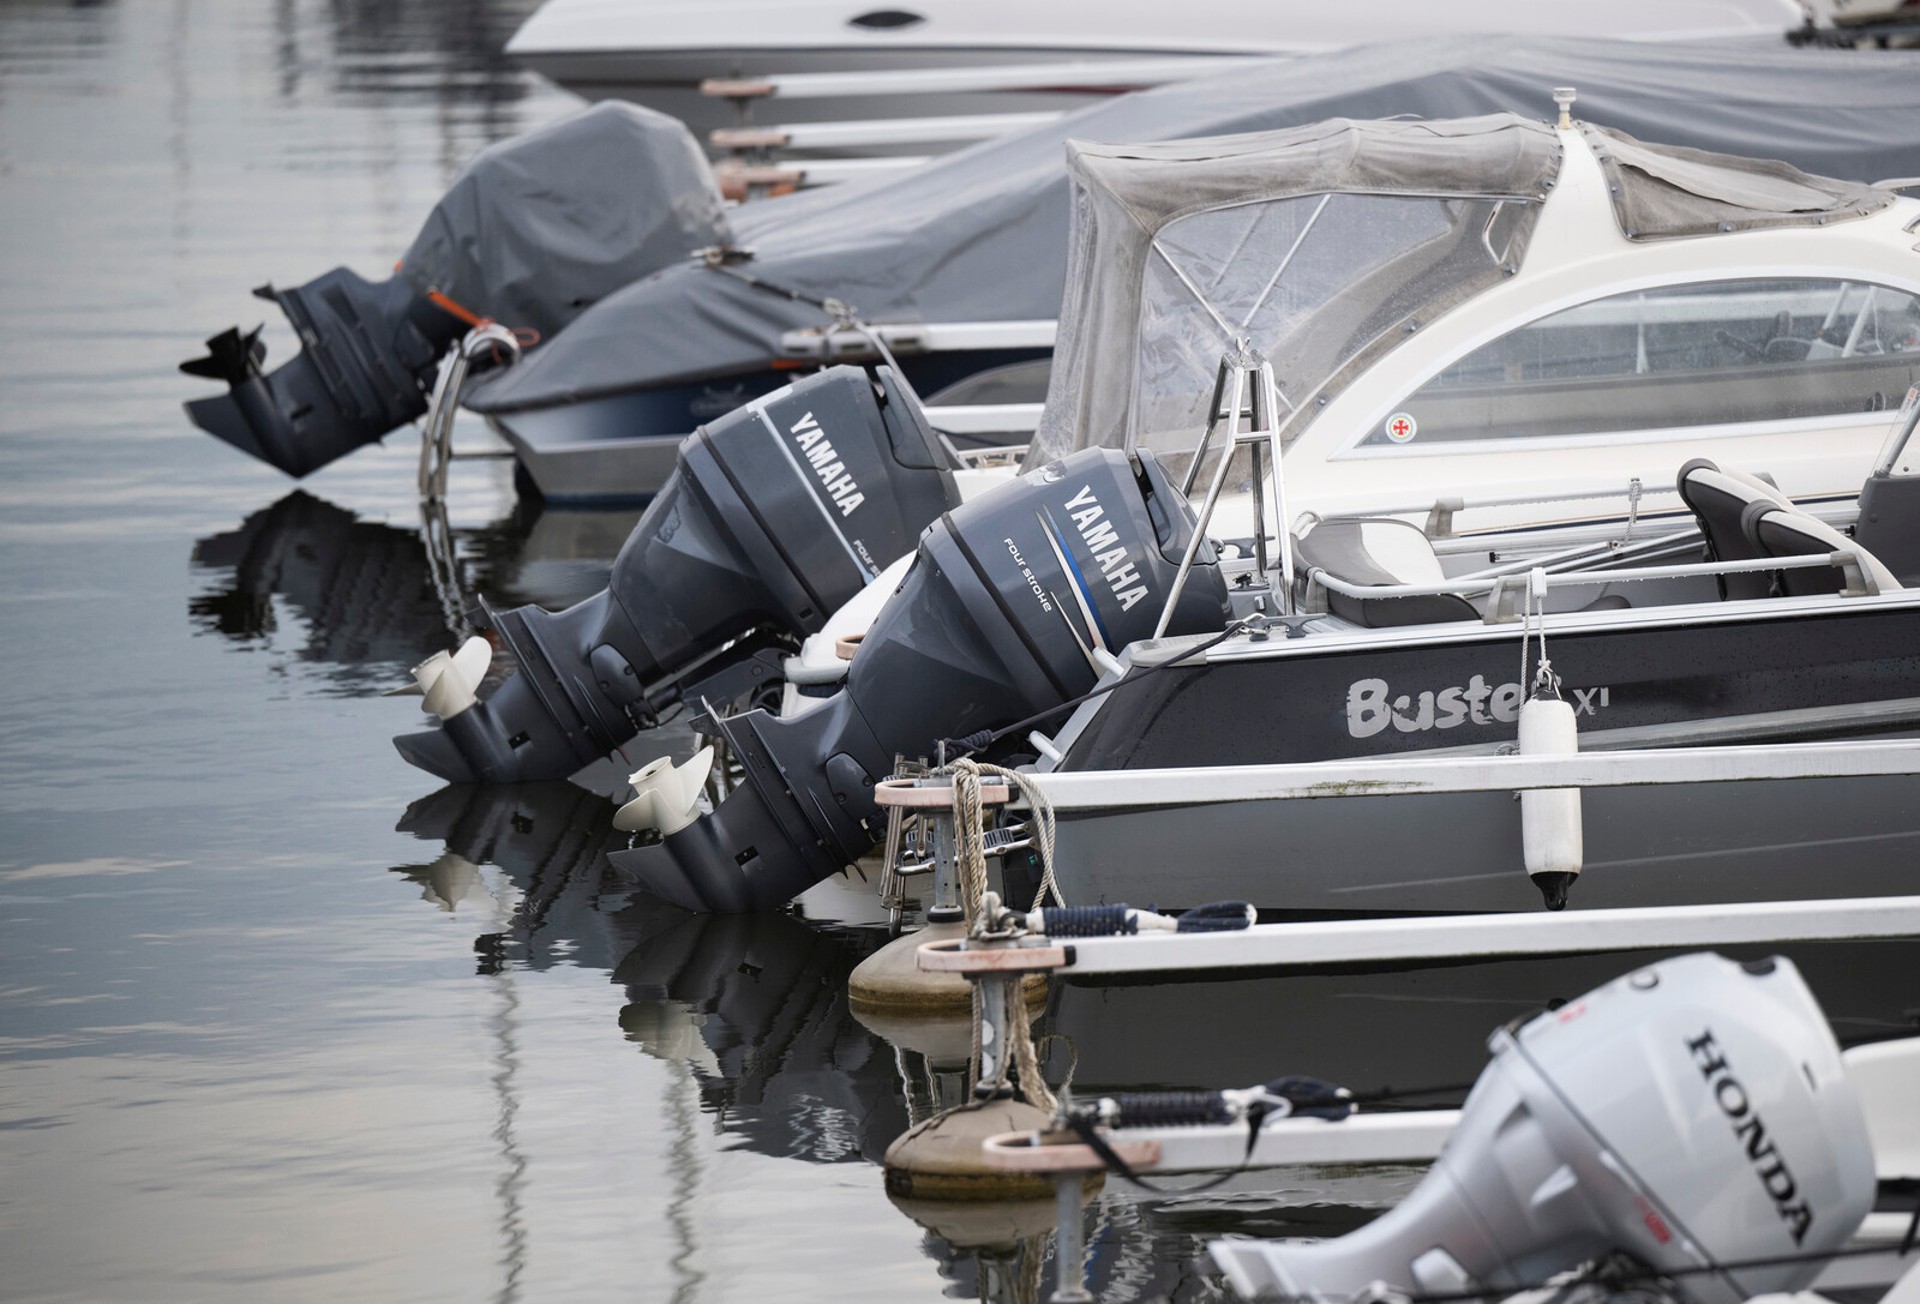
1133;191;1527;457
1363;277;1920;447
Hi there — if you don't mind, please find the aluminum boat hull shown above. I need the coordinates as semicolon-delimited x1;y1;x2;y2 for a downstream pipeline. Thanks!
1032;600;1920;913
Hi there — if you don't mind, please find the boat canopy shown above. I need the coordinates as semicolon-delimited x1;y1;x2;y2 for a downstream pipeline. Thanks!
1579;123;1892;242
1034;115;1559;462
1030;113;1901;465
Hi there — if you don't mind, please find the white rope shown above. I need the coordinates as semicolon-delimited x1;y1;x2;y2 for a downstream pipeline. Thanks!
1519;566;1562;701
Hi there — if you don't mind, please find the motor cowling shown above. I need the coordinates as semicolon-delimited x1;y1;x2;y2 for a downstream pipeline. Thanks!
1212;952;1877;1304
393;366;962;783
610;446;1233;912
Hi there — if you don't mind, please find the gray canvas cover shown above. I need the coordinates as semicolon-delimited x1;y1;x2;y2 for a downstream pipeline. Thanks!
1038;115;1561;461
1580;123;1895;240
400;100;731;341
461;36;1920;418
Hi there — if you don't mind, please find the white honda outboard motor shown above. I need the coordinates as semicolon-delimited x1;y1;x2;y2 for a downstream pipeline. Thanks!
1212;952;1876;1304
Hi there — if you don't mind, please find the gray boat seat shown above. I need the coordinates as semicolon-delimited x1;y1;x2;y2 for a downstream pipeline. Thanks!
1676;457;1793;600
1738;499;1902;597
1296;518;1479;627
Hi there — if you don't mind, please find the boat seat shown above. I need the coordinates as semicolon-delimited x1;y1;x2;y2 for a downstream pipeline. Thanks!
1296;518;1479;627
1675;457;1793;600
1738;500;1902;597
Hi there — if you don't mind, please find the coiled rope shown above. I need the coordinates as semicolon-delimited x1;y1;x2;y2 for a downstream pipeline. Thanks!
951;756;1064;918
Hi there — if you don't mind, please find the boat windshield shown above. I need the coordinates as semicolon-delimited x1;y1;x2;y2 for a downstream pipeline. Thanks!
1132;191;1524;456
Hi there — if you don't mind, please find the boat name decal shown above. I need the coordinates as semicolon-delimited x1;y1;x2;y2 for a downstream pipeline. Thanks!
1061;484;1150;612
1346;675;1610;738
789;411;866;518
1686;1028;1815;1245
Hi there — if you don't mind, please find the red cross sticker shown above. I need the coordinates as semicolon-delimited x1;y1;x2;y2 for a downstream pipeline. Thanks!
1385;412;1417;443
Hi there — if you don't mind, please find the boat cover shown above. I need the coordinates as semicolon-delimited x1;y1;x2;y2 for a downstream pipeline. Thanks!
1040;115;1563;459
1581;123;1895;240
1033;111;1905;460
460;36;1920;419
398;100;731;341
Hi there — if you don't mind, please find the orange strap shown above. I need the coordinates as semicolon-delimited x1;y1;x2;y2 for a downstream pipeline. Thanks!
423;285;541;347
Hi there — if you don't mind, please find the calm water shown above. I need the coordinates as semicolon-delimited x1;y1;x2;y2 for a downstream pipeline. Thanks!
3;5;1914;1301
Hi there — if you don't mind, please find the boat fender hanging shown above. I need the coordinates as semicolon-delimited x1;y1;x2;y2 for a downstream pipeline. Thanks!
1518;569;1582;911
1519;695;1581;909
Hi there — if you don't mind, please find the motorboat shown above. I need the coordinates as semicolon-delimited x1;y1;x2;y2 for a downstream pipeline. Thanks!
959;948;1920;1304
504;0;1812;141
574;109;1920;913
182;39;1920;504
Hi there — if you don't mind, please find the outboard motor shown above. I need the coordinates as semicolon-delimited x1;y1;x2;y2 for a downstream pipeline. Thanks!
1212;952;1877;1304
181;100;731;477
181;272;467;478
394;366;962;783
611;446;1232;912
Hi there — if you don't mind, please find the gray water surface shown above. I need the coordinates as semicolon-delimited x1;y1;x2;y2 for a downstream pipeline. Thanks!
4;5;1913;1302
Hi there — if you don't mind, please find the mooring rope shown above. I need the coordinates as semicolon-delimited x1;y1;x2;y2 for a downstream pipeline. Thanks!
951;756;1064;916
963;886;1060;1116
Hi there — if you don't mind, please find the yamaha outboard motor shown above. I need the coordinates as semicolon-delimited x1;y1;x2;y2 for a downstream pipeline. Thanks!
394;366;962;783
181;101;731;477
611;446;1231;912
1212;952;1877;1304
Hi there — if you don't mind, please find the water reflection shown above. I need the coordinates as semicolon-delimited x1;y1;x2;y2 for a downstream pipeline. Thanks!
394;781;911;1162
188;489;641;690
383;781;1421;1301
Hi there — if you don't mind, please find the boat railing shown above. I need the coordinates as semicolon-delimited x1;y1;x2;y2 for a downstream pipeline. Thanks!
712;111;1060;155
1025;738;1920;814
1301;477;1683;540
1305;547;1885;618
700;57;1266;197
416;322;521;503
699;55;1266;105
776;318;1056;361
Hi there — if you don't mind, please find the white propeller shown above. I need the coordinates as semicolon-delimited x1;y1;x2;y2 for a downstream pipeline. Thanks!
407;635;493;720
613;746;715;836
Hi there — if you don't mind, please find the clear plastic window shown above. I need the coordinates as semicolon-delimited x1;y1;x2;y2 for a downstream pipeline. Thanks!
1364;278;1920;447
1132;193;1514;457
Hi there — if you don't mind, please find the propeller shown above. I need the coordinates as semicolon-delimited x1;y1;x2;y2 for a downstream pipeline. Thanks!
401;635;493;720
613;746;715;836
179;324;266;384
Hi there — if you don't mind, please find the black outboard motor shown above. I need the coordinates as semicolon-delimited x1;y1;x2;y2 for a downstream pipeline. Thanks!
393;366;962;783
181;100;732;477
611;447;1232;913
181;273;466;478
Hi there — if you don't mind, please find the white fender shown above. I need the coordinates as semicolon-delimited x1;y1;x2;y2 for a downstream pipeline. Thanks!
410;635;493;720
1518;694;1582;909
613;745;715;836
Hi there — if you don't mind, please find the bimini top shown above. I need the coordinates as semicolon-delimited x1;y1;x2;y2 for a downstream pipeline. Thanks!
1030;111;1896;465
